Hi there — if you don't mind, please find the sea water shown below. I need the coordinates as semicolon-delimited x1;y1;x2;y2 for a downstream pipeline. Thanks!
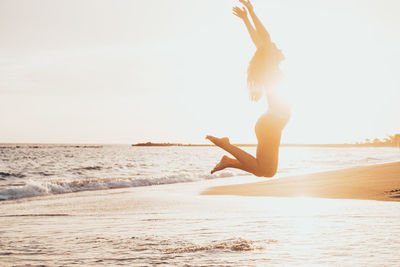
1;145;400;266
0;144;399;200
1;178;400;266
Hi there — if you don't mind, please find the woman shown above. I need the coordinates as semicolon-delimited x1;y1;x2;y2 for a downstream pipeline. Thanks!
206;0;290;177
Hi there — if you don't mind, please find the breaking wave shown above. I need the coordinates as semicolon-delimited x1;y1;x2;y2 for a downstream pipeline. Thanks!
0;171;235;201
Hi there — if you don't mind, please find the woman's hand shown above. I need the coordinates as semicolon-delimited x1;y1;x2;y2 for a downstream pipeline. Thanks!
239;0;253;12
232;6;247;20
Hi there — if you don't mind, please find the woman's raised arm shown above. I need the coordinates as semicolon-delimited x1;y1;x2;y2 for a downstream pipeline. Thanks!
233;6;262;48
239;0;271;46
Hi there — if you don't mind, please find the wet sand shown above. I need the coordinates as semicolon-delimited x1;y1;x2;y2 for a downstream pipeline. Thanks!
202;162;400;201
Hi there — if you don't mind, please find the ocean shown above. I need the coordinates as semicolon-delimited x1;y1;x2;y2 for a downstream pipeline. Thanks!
1;145;400;266
1;145;399;201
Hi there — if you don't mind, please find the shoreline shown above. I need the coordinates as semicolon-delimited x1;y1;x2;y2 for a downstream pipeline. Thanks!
1;160;399;203
202;161;400;202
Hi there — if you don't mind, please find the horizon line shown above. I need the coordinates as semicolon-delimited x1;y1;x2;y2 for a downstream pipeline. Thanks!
0;142;398;148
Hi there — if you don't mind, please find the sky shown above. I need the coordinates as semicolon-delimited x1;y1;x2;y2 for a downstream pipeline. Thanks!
0;0;399;144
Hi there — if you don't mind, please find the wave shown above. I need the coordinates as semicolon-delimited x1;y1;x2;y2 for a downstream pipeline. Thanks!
165;238;277;253
0;171;235;201
0;172;26;179
71;166;103;171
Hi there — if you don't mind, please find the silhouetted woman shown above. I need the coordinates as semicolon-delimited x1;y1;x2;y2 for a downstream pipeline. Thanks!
206;0;290;177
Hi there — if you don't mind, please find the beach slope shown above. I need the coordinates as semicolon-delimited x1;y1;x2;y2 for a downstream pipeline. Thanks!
202;162;400;201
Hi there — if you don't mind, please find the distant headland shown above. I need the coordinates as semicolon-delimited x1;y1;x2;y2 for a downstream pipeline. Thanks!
132;137;400;148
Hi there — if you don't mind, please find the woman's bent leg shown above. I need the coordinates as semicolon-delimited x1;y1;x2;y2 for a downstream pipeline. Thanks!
206;135;267;176
255;140;279;177
254;121;284;177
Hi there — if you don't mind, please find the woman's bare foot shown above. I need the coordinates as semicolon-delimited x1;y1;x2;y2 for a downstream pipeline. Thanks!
211;155;235;174
206;135;230;149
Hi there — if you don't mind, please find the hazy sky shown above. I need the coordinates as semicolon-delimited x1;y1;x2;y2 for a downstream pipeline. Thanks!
1;0;399;144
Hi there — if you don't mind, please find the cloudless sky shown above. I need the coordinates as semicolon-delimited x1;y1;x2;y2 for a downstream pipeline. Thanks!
1;0;399;144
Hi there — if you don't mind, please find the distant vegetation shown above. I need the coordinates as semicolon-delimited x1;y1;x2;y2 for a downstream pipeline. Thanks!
356;134;400;147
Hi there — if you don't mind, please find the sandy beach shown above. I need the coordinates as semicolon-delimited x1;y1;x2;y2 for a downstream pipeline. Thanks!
203;161;400;201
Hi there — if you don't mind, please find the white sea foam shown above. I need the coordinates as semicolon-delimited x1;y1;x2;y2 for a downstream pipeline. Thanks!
0;172;236;201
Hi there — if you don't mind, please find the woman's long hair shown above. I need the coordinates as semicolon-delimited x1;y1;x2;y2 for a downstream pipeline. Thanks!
247;43;285;101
